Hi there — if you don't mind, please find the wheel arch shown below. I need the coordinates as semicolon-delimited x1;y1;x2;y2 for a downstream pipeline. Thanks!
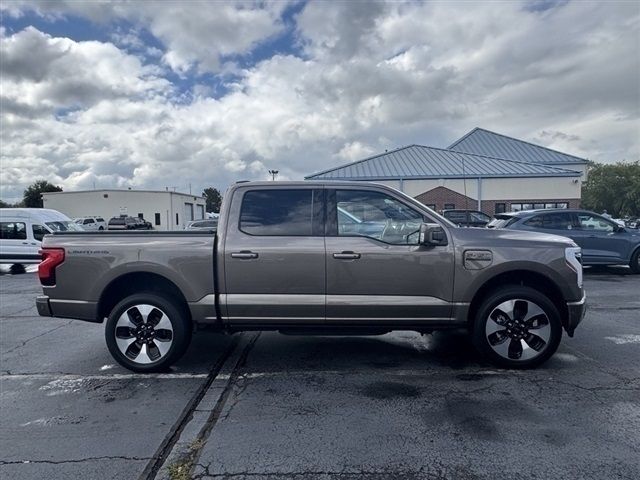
467;269;567;329
97;272;190;323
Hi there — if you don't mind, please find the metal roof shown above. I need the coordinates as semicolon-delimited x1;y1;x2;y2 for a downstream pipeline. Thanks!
448;128;588;165
305;145;582;180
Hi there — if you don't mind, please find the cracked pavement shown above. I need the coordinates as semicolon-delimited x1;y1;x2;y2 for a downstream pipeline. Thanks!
1;267;639;479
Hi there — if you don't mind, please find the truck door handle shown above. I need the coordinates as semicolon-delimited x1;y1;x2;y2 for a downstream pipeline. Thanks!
231;251;259;259
333;251;361;260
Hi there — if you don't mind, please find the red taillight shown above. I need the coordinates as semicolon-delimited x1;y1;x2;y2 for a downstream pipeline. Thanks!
38;248;65;286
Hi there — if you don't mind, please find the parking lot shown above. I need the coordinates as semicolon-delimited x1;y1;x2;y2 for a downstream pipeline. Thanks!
1;268;638;480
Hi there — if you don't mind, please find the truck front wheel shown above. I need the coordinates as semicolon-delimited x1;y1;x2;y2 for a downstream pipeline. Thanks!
105;293;192;372
472;286;562;369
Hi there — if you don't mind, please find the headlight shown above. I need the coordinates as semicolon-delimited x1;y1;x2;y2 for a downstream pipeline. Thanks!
565;246;583;288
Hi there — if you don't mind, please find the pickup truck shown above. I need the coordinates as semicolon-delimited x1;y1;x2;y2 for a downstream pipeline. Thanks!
36;181;586;372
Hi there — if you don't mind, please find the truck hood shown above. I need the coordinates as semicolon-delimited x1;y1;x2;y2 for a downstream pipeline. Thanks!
449;226;578;249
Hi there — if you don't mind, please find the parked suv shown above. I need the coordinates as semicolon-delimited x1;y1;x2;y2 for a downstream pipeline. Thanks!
74;216;107;231
488;209;640;273
107;216;138;230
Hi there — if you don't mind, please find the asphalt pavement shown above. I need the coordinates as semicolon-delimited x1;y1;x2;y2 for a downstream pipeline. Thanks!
1;267;638;480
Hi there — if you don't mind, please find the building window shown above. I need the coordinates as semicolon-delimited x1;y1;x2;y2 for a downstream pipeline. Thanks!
176;213;179;225
103;194;108;198
137;213;144;219
155;213;161;226
444;203;455;210
425;204;436;210
510;203;523;212
495;203;506;214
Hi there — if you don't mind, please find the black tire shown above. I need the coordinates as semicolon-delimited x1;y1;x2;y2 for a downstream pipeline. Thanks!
630;249;640;274
105;293;192;373
472;286;562;369
98;226;104;231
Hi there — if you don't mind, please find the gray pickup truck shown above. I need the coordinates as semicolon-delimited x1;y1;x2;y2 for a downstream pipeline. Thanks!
36;181;586;371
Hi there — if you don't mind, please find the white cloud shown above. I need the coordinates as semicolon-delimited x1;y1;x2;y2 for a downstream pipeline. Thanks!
0;1;638;204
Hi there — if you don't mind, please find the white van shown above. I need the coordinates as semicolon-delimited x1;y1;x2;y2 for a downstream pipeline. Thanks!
0;208;83;265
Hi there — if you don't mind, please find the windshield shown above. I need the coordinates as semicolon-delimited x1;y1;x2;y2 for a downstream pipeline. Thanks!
487;215;517;229
45;221;84;232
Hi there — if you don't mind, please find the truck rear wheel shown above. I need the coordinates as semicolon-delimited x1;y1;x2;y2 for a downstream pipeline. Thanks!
105;293;192;372
472;286;562;369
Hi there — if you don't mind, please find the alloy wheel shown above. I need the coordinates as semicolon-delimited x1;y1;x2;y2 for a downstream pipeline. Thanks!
485;299;551;361
114;304;174;364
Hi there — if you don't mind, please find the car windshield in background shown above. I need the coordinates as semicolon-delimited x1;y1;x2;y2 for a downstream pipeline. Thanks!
487;215;517;229
45;221;83;232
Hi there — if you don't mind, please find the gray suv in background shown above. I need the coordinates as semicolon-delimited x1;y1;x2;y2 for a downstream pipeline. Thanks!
488;209;640;273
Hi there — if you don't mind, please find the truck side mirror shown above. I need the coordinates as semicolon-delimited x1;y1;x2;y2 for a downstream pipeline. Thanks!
419;223;448;246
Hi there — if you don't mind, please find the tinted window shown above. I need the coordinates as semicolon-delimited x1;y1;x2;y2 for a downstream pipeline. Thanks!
524;215;543;228
444;211;467;223
0;222;27;240
96;218;105;222
240;189;313;236
543;213;572;230
336;190;423;244
83;218;94;224
109;217;124;225
32;224;48;241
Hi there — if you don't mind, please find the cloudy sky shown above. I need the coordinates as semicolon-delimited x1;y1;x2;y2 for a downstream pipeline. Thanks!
1;0;638;202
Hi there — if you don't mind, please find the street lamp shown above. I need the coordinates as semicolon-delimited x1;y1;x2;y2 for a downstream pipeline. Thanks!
268;169;279;181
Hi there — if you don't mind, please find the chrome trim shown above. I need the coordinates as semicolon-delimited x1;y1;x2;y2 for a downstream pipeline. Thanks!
327;295;448;306
226;294;324;305
567;293;586;306
49;299;94;305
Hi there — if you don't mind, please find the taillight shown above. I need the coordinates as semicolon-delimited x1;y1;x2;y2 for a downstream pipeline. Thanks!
38;248;65;286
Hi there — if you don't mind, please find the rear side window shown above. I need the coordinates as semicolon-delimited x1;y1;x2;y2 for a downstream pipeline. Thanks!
83;218;94;225
109;218;124;225
0;222;27;240
240;190;313;236
542;213;573;230
96;218;105;222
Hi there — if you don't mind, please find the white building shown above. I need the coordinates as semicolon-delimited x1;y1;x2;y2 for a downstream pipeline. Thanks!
42;189;206;231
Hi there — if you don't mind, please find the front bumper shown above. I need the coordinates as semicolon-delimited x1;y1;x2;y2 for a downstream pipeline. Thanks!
565;293;587;337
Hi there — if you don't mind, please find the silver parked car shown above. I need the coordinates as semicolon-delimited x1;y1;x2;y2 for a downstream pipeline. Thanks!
488;209;640;273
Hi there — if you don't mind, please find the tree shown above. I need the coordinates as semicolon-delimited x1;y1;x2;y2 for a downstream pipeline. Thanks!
582;161;640;217
202;187;222;213
23;180;63;208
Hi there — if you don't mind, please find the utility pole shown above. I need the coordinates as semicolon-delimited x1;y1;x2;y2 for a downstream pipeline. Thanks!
268;169;279;181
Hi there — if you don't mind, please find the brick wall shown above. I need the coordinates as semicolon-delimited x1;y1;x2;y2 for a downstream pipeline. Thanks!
414;187;478;212
413;186;580;214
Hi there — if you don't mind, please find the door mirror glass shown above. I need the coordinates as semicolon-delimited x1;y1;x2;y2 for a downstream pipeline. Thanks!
419;223;448;246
